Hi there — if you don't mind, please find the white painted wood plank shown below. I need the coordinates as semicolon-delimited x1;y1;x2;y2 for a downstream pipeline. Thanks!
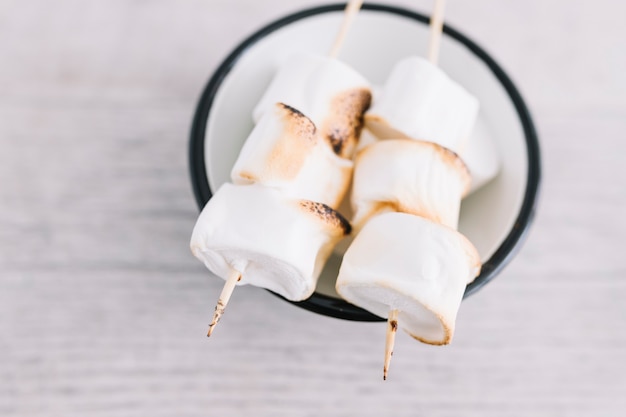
2;0;626;416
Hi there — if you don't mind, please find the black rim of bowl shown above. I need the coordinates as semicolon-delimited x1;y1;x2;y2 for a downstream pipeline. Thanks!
189;3;541;322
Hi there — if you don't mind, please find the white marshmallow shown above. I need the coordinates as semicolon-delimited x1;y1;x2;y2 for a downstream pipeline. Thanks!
231;103;353;209
351;139;470;231
365;56;499;193
190;183;350;301
254;53;372;159
336;212;480;345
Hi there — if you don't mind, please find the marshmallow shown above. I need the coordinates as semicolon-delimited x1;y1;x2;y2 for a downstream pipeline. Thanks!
190;183;350;301
351;139;470;231
365;56;499;193
231;103;353;209
254;53;372;159
336;212;480;345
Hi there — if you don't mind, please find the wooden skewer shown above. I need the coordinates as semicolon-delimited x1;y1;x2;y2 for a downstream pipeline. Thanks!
381;0;449;380
207;269;242;337
206;1;363;339
328;0;364;58
426;0;471;154
427;0;446;65
383;309;399;380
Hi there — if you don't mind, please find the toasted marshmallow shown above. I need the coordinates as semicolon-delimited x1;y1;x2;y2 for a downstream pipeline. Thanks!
351;139;470;231
231;103;353;209
365;56;499;193
336;212;480;345
190;183;350;301
253;53;372;158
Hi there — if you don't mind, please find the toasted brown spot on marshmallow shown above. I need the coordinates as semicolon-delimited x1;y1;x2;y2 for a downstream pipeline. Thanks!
257;103;318;182
298;200;351;236
237;171;255;183
277;102;317;140
320;88;372;159
279;102;306;119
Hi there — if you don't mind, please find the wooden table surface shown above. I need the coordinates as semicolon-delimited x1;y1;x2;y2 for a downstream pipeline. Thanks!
2;1;625;416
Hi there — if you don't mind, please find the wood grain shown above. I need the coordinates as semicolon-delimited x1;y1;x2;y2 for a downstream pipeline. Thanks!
2;0;626;416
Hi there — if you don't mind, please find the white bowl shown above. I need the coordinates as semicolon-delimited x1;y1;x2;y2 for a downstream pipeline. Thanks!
189;4;541;321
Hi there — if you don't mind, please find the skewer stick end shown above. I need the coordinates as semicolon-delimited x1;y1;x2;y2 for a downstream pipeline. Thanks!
207;300;225;337
383;309;399;381
206;269;241;338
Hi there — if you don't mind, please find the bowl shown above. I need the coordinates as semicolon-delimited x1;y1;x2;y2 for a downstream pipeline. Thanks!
189;3;541;321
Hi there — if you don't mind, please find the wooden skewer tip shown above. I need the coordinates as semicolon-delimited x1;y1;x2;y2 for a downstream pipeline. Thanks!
383;309;399;381
207;269;241;337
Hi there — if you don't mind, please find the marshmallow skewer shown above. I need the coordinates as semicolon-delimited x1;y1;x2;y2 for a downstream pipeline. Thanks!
196;3;370;337
366;138;470;378
382;0;448;369
330;0;483;380
210;104;343;338
192;183;351;337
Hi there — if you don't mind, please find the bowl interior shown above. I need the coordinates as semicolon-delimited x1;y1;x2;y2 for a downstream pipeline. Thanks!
195;5;538;320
